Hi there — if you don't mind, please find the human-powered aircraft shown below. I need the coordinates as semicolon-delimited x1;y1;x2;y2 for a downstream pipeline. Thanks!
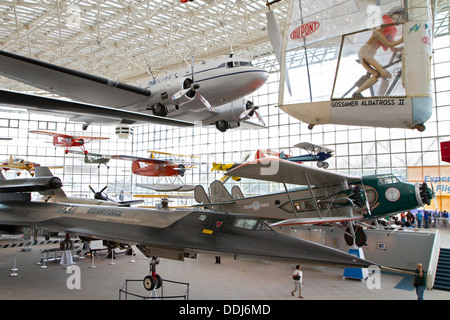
0;171;375;290
266;0;433;131
195;157;433;247
0;51;268;135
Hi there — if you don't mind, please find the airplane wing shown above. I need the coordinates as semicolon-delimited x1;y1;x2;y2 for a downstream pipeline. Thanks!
269;215;364;228
294;142;334;154
0;89;193;128
225;158;361;186
68;150;111;159
0;50;151;108
111;155;167;164
77;135;110;141
137;184;196;192
29;130;73;139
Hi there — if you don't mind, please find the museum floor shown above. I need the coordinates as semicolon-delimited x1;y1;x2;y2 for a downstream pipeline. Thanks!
1;229;450;301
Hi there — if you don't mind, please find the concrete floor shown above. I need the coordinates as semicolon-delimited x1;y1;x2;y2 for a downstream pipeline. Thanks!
1;230;450;302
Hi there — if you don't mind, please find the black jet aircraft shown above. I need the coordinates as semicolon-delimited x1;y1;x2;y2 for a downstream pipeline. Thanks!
0;172;375;290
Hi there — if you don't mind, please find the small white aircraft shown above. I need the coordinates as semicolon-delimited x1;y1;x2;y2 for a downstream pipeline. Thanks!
0;51;269;134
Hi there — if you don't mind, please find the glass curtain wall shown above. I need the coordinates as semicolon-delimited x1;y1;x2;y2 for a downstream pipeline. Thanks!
0;10;449;208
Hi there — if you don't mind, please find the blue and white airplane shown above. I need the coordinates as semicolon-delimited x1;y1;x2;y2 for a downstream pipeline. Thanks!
0;51;269;134
267;142;334;169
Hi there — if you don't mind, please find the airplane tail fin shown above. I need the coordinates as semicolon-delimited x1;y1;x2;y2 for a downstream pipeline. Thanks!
34;166;67;197
131;161;141;174
209;180;233;203
211;162;222;172
231;185;244;199
255;149;266;160
194;185;210;204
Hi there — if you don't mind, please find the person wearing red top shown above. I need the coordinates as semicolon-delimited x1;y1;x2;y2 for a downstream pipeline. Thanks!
353;14;403;98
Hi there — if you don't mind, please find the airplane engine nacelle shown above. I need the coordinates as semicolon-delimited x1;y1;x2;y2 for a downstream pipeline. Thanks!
213;99;248;123
147;77;195;116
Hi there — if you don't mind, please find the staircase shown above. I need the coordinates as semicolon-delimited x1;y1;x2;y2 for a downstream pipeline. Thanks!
434;248;450;291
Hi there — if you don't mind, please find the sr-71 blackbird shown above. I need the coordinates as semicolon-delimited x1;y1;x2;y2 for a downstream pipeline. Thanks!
0;169;375;290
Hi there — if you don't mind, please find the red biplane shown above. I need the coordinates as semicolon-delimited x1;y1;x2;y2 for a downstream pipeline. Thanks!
29;130;109;154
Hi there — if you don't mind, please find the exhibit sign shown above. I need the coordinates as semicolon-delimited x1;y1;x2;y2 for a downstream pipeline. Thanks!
407;166;450;211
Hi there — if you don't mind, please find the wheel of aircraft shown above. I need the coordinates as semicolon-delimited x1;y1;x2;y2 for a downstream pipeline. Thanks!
60;239;74;251
143;257;163;291
177;164;186;177
215;120;228;132
317;161;323;168
82;124;89;131
344;225;367;247
152;103;168;117
322;162;329;169
307;124;315;130
143;275;156;291
414;124;426;132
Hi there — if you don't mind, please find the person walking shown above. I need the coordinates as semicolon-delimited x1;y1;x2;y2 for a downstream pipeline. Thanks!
413;263;426;300
291;265;304;298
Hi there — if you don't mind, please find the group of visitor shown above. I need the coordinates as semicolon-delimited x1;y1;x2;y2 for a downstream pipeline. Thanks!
393;210;449;229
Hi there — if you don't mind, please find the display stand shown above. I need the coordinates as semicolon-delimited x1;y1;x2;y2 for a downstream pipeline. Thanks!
60;250;74;269
343;246;368;281
10;256;18;277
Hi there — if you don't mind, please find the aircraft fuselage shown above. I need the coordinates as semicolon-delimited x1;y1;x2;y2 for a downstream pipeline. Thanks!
0;200;373;267
211;174;429;223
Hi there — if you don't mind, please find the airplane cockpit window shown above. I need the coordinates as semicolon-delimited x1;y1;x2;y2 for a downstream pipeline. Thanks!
234;218;271;231
218;63;225;68
226;61;252;68
378;174;400;185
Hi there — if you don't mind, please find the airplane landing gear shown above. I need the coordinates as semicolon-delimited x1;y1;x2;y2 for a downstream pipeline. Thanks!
308;124;315;130
215;120;228;132
414;124;426;132
143;257;163;291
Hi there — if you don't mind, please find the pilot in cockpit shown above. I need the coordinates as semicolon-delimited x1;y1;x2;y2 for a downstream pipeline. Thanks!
352;11;404;98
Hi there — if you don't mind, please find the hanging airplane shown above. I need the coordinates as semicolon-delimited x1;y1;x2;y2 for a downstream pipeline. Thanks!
0;155;63;176
266;0;433;131
29;130;109;155
0;50;268;136
0;171;376;291
266;142;334;169
211;152;251;183
112;151;205;177
68;150;112;168
33;166;142;207
195;158;433;247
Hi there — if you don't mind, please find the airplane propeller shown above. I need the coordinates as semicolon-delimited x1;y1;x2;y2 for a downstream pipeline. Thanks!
239;101;266;126
89;185;109;201
171;54;212;111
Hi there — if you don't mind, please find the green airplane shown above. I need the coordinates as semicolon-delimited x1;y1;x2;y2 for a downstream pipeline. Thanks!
195;158;433;247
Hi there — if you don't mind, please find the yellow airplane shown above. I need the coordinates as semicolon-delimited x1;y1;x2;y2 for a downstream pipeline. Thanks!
0;155;63;176
211;152;251;183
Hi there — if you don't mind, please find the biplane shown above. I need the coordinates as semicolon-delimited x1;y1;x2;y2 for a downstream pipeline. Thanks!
195;157;433;247
0;155;62;176
266;0;433;131
29;130;109;154
266;142;334;169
